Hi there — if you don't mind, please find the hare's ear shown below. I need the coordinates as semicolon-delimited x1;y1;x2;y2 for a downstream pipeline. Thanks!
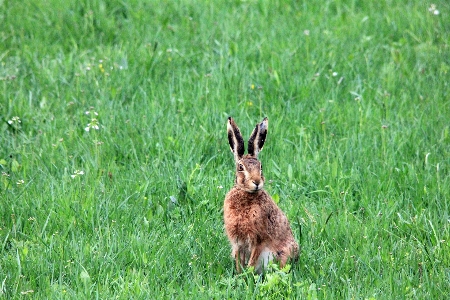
248;117;268;158
227;117;245;161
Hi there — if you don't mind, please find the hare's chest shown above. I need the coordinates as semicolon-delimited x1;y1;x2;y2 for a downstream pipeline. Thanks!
227;203;266;237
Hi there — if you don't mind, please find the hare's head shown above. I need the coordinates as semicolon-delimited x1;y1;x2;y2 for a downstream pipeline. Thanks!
227;117;268;193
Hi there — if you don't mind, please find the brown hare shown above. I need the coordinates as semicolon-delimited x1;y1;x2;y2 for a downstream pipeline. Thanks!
223;117;299;274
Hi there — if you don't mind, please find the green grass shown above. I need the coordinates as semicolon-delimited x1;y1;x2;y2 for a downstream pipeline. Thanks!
1;0;449;298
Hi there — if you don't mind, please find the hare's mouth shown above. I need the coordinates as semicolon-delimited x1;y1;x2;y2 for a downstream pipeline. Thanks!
248;182;263;192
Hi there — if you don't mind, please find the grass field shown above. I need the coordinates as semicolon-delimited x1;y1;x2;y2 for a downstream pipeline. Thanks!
1;0;449;298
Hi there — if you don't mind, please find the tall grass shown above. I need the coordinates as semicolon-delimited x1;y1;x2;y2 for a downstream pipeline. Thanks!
1;0;449;298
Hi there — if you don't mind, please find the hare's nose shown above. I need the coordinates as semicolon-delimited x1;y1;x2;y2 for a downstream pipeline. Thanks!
252;180;260;187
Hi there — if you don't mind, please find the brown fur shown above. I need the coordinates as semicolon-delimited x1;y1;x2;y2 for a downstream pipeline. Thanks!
224;188;299;273
223;118;299;273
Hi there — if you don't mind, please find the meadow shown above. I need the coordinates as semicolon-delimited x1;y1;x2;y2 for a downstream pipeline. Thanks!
1;0;449;298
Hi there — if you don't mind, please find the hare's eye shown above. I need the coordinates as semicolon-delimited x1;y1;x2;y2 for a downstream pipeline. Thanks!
238;163;244;171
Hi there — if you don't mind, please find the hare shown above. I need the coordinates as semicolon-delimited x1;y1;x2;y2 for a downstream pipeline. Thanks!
223;117;299;274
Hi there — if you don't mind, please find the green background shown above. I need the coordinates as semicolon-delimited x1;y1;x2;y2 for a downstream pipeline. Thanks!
1;0;449;298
